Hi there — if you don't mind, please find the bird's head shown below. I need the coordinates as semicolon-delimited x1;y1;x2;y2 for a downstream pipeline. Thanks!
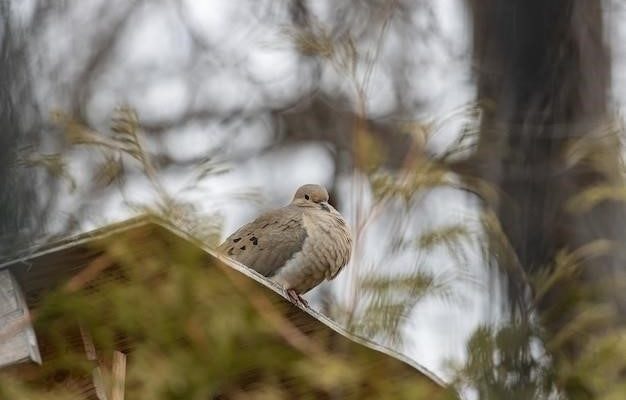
291;184;332;211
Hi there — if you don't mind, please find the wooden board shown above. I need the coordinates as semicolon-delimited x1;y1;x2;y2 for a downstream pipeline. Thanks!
0;269;41;368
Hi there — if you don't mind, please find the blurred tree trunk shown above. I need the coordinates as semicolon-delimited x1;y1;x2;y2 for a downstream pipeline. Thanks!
467;0;626;356
0;3;41;256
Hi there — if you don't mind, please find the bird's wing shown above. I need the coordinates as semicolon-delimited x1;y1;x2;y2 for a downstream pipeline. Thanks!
218;207;307;277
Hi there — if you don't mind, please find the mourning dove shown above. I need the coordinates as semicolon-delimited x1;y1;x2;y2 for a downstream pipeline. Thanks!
219;184;352;306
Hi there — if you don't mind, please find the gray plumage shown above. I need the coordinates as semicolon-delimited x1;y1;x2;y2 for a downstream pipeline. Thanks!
218;184;352;295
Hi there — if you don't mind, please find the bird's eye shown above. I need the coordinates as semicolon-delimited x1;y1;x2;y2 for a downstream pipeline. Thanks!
304;194;310;200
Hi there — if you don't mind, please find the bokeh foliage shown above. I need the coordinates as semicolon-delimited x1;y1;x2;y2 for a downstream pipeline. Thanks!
3;2;626;399
0;223;451;399
1;106;459;399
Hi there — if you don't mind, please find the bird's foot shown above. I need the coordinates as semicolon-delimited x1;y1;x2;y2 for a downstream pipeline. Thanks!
286;288;308;308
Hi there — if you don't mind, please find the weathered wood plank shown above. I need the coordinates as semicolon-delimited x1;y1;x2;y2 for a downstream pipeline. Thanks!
0;269;41;368
111;351;126;400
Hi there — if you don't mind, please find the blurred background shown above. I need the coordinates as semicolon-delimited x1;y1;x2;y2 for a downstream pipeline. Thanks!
2;1;626;398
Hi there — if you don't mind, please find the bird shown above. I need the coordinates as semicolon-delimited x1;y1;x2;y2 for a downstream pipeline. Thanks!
218;184;352;307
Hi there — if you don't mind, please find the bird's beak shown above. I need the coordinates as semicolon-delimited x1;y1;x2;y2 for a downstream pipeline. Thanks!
320;201;331;212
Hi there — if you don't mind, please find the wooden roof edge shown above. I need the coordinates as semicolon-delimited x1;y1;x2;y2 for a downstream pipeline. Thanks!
0;214;451;390
155;219;450;389
0;214;160;270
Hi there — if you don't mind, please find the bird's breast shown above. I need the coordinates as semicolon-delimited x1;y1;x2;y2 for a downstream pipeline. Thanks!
269;208;352;294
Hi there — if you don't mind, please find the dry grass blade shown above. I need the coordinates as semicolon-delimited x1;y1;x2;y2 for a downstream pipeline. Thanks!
17;151;77;192
532;240;613;304
94;154;125;188
567;184;626;213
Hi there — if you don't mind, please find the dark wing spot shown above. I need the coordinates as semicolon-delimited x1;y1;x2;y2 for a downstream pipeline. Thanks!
250;236;258;245
334;216;345;226
320;203;330;212
233;237;241;243
240;245;246;250
262;223;270;228
227;247;234;255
